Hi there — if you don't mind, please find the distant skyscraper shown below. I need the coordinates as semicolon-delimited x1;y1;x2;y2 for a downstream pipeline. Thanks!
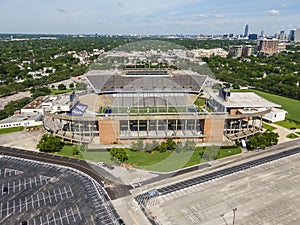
295;29;300;43
248;34;258;40
289;29;296;41
260;31;264;37
279;31;285;40
244;25;249;37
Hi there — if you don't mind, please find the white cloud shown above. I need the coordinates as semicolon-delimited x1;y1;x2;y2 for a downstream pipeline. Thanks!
214;15;224;18
196;13;208;18
266;9;280;16
280;4;286;8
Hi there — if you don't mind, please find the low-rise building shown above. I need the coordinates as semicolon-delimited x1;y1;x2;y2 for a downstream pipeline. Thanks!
263;108;287;123
0;113;43;129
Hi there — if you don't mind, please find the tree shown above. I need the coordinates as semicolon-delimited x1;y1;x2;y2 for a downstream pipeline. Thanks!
37;134;63;152
166;138;176;151
159;142;167;153
58;83;66;90
109;147;128;162
246;132;279;150
69;83;75;89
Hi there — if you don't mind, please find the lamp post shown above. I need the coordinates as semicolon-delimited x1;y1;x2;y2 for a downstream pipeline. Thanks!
220;214;228;225
232;208;237;225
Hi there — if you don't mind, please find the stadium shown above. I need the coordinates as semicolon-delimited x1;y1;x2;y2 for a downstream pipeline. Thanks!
43;41;281;146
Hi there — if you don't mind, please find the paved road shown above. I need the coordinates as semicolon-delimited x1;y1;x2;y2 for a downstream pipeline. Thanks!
0;146;132;200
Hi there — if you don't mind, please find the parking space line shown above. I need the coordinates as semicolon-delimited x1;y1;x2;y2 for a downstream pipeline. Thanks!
48;191;52;204
31;196;34;209
53;189;58;202
64;187;69;198
64;208;70;224
42;192;46;205
75;205;82;220
25;197;28;211
12;200;15;215
58;187;63;200
6;202;9;217
0;203;2;218
70;207;76;222
58;210;64;224
46;214;50;225
68;185;74;197
19;199;22;213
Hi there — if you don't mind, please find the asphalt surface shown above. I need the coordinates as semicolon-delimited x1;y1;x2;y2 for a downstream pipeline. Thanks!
0;156;119;225
135;146;300;203
0;146;132;200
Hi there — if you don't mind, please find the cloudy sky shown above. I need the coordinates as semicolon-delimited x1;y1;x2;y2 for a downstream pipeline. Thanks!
0;0;299;35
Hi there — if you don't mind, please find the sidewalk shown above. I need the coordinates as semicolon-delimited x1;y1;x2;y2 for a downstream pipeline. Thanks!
268;123;300;143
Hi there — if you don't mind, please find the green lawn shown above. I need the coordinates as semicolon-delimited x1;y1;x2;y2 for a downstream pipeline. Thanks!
233;89;300;122
54;144;84;160
275;120;300;129
286;133;299;139
0;126;24;134
51;89;75;95
80;146;241;172
262;123;277;131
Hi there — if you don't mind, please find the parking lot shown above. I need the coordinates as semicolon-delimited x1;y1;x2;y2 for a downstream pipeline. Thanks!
0;155;119;225
144;152;300;225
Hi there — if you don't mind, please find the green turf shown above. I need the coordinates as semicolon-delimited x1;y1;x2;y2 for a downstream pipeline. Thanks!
54;144;84;160
233;89;300;122
275;120;300;129
262;123;277;131
51;89;75;95
0;126;24;134
286;133;299;139
81;146;241;172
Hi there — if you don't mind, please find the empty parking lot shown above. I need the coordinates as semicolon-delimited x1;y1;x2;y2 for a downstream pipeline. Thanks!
144;152;300;225
0;155;119;225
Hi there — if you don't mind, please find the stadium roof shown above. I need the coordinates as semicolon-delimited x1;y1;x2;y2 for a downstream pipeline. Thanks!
85;70;208;94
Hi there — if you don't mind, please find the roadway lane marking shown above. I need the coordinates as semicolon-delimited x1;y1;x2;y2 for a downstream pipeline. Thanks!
128;209;140;225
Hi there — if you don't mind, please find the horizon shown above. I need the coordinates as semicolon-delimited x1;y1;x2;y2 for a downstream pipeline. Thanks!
0;0;299;35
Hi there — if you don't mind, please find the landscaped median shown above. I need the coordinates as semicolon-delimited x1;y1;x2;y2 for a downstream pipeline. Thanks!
54;141;241;172
0;126;24;134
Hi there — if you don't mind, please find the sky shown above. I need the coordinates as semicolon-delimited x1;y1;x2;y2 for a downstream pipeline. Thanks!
0;0;299;35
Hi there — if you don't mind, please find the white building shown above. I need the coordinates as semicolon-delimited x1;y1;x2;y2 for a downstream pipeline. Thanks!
41;93;78;113
263;108;287;123
0;113;43;129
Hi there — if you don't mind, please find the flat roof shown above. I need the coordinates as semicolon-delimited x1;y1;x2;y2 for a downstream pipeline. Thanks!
0;113;43;124
224;92;281;109
23;96;49;109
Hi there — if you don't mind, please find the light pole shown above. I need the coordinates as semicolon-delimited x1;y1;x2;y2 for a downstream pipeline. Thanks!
220;214;228;225
232;208;237;225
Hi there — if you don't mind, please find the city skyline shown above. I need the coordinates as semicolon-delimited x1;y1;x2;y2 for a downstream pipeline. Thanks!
0;0;300;35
